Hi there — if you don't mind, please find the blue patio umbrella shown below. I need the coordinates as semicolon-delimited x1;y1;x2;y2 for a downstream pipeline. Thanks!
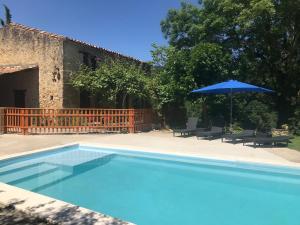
192;80;273;127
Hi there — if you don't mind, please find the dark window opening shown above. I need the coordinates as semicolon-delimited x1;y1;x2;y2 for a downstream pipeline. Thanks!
79;51;98;69
80;52;89;66
80;90;90;108
91;56;97;70
14;90;26;108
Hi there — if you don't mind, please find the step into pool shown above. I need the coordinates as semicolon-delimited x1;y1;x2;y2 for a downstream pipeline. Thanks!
1;145;300;225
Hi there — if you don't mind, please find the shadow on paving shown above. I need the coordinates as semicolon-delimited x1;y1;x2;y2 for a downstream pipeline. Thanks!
0;197;131;225
0;204;55;225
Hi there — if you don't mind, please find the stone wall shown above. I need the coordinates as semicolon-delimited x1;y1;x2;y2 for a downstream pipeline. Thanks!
62;40;102;107
0;24;64;108
62;39;148;108
0;24;149;109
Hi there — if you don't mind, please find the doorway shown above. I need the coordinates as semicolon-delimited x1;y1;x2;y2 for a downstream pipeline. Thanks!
14;90;26;107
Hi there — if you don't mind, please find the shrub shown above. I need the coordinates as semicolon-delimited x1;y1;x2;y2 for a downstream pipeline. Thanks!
241;100;277;132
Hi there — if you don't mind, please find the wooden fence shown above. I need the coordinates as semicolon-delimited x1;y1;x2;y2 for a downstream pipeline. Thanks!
2;108;155;135
0;108;4;134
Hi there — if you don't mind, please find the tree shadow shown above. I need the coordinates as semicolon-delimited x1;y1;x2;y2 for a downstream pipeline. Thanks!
0;195;132;225
0;203;52;225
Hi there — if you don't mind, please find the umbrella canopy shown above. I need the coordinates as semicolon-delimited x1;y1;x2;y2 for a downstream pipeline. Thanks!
192;80;274;127
192;80;273;94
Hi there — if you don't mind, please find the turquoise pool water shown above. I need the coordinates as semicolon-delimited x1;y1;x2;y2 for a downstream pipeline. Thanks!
1;145;300;225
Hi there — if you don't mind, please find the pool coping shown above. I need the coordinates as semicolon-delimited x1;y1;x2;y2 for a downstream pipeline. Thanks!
78;142;300;169
1;142;300;168
1;142;300;225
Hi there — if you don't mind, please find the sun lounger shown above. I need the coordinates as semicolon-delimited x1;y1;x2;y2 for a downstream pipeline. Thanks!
253;135;292;148
243;135;292;148
173;117;199;137
196;126;223;140
222;130;255;144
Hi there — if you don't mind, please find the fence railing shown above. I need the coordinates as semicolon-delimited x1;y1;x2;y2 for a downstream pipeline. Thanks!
2;108;155;135
0;108;4;134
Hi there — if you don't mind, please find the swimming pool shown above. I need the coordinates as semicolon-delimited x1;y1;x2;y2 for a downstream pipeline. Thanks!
0;145;300;225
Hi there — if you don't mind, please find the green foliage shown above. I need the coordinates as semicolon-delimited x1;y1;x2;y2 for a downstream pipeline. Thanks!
0;4;12;27
71;59;148;108
149;45;194;113
241;100;278;132
230;123;244;134
289;136;300;151
149;42;233;127
154;0;300;128
288;106;300;135
161;2;201;48
185;99;203;118
3;5;11;24
189;43;231;86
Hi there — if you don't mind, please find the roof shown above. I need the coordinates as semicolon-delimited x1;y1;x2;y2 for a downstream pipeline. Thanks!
0;64;38;75
6;23;145;64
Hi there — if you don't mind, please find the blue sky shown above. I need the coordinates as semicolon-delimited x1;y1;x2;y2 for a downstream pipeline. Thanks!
0;0;198;61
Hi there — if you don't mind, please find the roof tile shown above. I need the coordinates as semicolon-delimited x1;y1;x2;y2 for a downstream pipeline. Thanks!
8;23;145;64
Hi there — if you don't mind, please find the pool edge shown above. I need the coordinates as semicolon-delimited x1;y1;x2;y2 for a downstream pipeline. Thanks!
78;142;300;169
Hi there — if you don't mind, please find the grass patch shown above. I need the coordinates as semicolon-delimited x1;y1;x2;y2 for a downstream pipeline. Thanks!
289;136;300;151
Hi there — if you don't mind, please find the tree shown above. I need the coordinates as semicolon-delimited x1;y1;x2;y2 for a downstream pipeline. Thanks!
0;4;12;27
149;42;232;127
71;59;148;108
148;45;194;126
158;0;300;127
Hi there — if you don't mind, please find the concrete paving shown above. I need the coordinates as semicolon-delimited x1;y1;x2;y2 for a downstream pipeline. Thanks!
0;131;299;167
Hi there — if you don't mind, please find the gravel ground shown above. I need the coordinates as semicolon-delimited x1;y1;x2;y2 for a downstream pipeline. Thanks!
0;204;55;225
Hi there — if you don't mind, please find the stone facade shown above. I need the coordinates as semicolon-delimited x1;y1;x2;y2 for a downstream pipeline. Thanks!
0;24;64;108
0;23;146;108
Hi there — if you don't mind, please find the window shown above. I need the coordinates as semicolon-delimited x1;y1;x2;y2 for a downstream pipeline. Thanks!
80;51;90;66
82;52;89;66
79;52;97;70
91;56;97;70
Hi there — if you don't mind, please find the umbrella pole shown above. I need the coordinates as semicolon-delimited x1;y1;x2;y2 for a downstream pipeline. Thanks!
230;89;233;129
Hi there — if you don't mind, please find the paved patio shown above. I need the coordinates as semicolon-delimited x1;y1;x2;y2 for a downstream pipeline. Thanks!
0;131;299;167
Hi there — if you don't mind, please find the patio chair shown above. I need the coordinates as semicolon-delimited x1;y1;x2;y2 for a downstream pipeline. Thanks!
222;130;255;144
196;126;224;140
173;117;199;137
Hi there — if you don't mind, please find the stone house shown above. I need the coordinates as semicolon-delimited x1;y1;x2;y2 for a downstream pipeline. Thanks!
0;23;147;108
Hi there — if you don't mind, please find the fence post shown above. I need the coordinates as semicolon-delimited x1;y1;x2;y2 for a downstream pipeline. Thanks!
0;108;4;134
128;109;135;133
24;109;29;135
20;109;28;135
